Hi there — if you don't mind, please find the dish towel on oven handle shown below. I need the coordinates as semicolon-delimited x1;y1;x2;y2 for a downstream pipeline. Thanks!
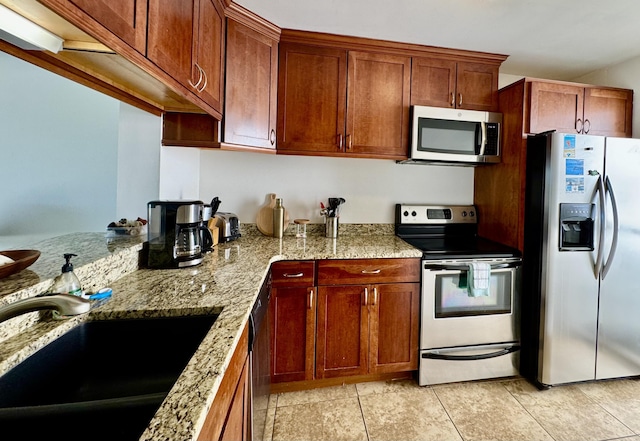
467;262;491;297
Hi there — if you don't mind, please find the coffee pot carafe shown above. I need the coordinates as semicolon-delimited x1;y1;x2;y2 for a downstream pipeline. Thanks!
147;200;205;268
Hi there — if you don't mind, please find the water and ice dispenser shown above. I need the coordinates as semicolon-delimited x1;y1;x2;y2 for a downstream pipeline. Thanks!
559;203;595;251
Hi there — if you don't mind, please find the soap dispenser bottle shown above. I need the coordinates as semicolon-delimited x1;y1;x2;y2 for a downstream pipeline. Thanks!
53;253;83;296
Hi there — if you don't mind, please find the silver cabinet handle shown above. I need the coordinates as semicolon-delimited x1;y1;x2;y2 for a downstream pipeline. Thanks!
270;129;276;146
198;65;208;93
373;287;378;305
346;134;352;150
458;93;463;106
309;289;314;309
283;272;304;278
576;118;584;133
450;92;455;107
364;287;369;305
584;119;591;134
338;133;343;150
361;269;381;274
188;64;203;90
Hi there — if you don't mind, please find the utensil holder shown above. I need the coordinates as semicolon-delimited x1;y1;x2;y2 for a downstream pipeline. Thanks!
325;217;338;238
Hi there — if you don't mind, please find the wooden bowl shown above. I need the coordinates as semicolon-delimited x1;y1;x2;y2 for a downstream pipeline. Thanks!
0;250;41;279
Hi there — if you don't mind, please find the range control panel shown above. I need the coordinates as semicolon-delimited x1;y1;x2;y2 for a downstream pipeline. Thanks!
396;204;478;225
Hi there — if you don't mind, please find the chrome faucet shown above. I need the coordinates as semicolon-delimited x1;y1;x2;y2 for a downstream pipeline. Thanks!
0;294;91;323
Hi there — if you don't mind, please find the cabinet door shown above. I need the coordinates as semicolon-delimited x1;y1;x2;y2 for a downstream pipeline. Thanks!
224;19;278;148
346;51;411;158
277;43;347;154
528;82;584;135
194;0;225;114
220;356;250;441
271;286;316;383
147;0;195;86
316;285;369;378
369;283;420;374
69;0;147;53
456;61;499;111
583;87;633;137
410;57;456;108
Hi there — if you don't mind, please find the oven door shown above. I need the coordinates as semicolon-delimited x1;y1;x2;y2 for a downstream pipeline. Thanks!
421;258;521;349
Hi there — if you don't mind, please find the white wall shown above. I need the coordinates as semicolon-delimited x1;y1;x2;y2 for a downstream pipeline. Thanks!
0;52;160;249
197;149;473;224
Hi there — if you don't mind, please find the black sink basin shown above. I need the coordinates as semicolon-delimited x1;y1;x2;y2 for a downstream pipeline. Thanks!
0;314;218;440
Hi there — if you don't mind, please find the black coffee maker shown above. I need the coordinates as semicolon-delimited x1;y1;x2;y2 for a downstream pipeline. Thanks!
147;200;211;268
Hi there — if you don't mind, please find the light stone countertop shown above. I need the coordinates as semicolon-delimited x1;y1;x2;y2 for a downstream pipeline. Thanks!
0;225;422;440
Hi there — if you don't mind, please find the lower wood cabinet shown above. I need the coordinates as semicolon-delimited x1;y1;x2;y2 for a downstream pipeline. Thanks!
271;258;420;384
197;323;250;441
316;282;420;379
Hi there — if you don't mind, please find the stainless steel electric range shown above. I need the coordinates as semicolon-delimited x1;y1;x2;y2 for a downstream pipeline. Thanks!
395;204;522;386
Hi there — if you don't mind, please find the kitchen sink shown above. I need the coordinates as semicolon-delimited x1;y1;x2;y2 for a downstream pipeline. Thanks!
0;314;218;440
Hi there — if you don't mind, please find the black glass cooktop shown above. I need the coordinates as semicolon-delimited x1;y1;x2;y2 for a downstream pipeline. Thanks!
398;235;521;260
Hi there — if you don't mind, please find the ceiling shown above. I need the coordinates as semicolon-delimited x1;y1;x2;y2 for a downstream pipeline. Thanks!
237;0;640;81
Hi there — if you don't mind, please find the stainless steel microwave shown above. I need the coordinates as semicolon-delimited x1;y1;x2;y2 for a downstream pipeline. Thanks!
402;105;502;165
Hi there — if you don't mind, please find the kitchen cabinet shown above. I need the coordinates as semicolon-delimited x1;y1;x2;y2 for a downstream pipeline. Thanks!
148;0;225;115
64;0;147;54
270;261;316;383
162;5;280;151
411;57;499;111
222;8;279;150
315;259;420;379
528;80;633;137
474;77;633;252
197;323;250;441
277;42;411;159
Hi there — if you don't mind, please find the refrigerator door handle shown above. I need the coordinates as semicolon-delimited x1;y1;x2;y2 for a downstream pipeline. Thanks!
602;176;619;279
594;176;606;278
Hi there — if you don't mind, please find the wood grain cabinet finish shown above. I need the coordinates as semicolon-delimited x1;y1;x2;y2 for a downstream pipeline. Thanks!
270;261;316;383
224;18;278;149
277;43;410;159
527;81;632;137
219;356;250;441
411;58;499;111
474;77;633;252
148;0;225;115
316;258;420;379
68;0;147;53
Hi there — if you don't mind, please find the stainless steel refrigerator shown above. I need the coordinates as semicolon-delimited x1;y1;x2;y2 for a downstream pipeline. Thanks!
522;132;640;387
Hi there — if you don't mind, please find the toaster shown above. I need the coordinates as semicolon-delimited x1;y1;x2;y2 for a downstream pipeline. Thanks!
213;212;241;242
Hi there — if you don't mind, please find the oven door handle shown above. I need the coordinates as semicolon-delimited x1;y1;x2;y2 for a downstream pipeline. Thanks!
422;344;520;361
423;261;521;271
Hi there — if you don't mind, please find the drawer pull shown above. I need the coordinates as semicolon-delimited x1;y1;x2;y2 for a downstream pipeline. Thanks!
361;269;381;274
283;272;304;278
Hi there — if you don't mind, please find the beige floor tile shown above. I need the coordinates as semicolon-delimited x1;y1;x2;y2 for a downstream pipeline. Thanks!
504;379;634;441
578;378;640;433
356;378;422;396
276;384;358;407
272;397;367;441
434;381;554;441
360;387;462;441
262;405;276;441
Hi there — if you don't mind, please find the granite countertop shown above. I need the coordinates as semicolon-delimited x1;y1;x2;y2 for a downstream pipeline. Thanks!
0;225;422;440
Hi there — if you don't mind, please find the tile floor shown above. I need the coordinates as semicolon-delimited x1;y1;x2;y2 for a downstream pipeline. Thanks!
258;376;640;441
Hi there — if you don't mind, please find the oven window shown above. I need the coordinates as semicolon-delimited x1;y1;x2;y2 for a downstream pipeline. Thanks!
434;270;512;318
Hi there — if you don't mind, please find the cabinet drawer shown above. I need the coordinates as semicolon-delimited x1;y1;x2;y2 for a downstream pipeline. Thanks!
317;258;420;285
271;261;315;287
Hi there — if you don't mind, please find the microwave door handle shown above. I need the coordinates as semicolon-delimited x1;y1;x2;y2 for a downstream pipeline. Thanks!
478;121;487;156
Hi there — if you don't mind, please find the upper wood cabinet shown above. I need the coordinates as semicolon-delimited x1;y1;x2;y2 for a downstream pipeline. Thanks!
67;0;147;53
474;77;634;252
277;42;411;160
147;0;225;115
411;58;499;111
527;80;632;137
223;10;279;150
